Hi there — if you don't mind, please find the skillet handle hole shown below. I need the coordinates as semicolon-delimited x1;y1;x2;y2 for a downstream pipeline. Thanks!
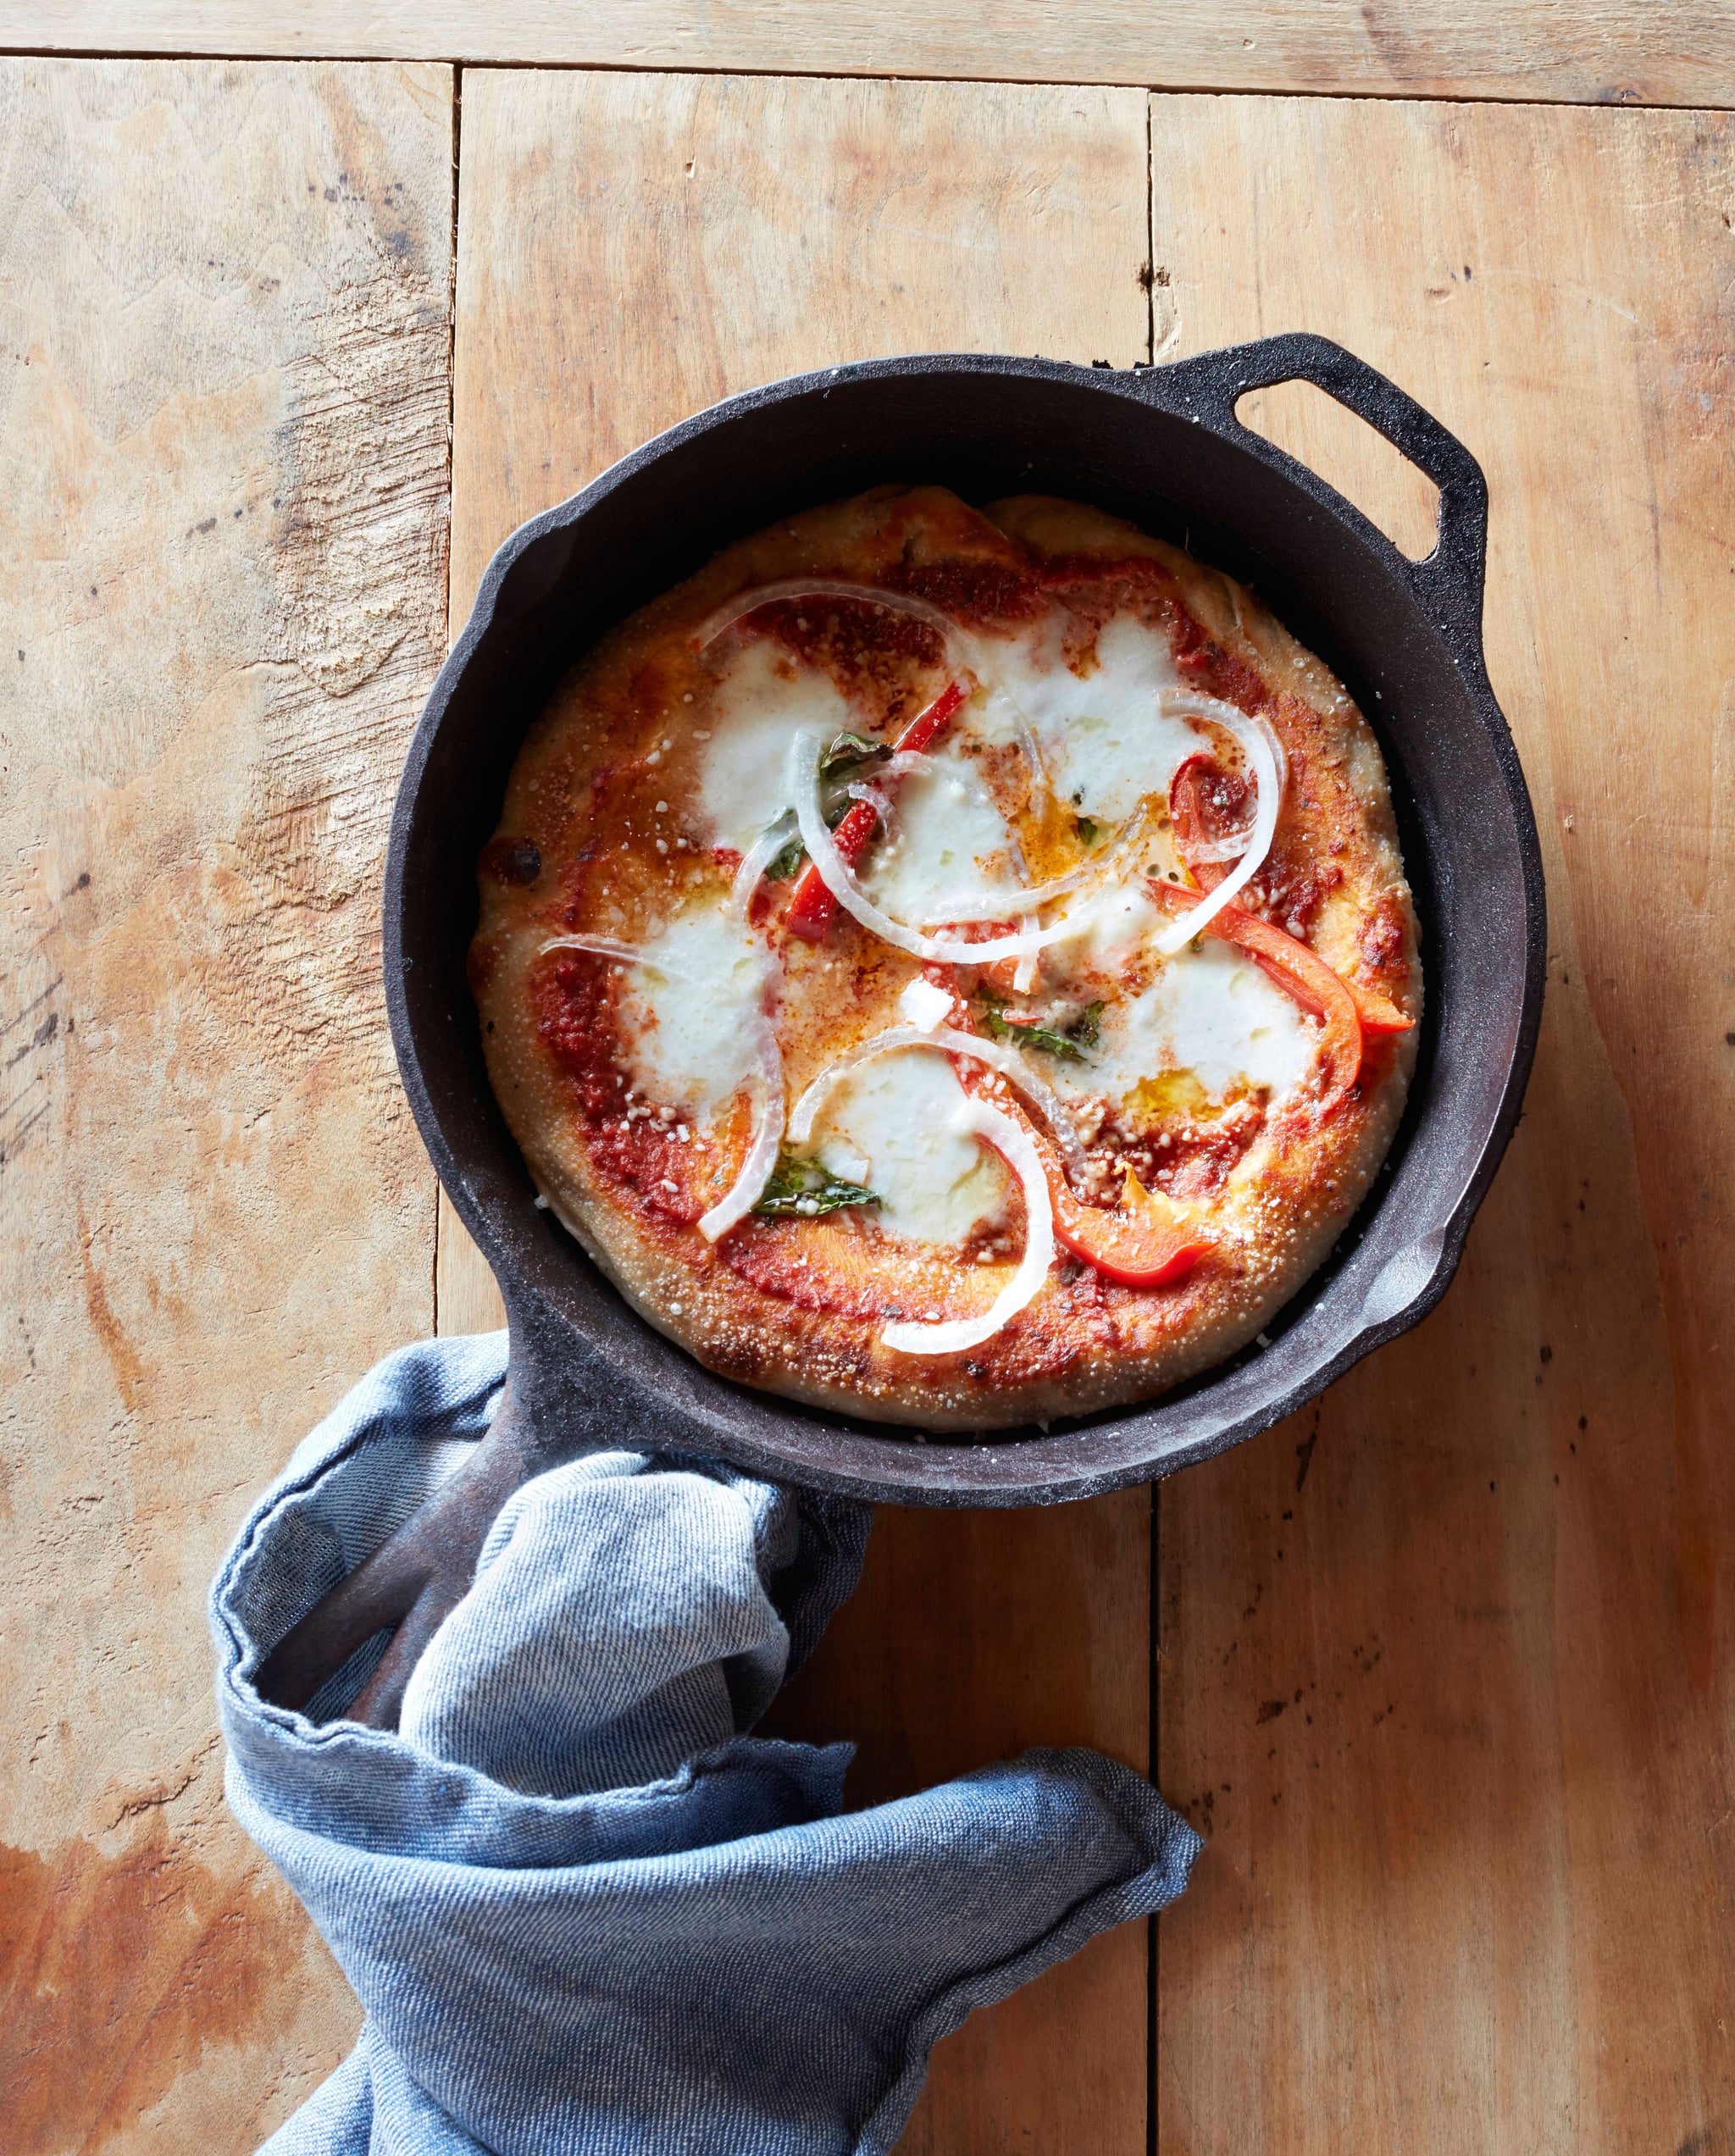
1235;377;1442;565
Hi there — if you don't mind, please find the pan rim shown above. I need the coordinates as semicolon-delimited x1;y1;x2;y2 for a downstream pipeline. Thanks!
384;342;1546;1505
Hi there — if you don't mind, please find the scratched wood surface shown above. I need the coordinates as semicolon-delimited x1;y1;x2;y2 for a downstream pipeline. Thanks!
4;0;1733;109
442;68;1156;2152
0;57;452;2151
1150;94;1735;2153
6;36;1735;2156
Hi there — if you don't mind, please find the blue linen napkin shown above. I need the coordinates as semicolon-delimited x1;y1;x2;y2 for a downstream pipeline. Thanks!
212;1333;1201;2155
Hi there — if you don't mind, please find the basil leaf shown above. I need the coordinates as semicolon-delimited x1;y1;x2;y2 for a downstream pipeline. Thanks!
978;1006;1089;1062
752;1154;882;1217
818;730;892;778
758;792;862;884
973;989;1099;1063
1067;1000;1104;1050
1075;815;1102;846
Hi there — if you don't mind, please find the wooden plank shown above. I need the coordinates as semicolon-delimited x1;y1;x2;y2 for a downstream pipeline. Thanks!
771;1496;1153;2153
1151;93;1735;2153
0;56;453;2148
448;68;1153;2152
2;0;1732;111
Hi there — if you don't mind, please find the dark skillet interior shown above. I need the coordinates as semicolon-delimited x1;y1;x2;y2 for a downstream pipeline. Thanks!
385;344;1544;1506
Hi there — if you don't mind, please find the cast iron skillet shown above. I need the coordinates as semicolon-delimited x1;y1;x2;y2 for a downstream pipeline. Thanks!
259;333;1544;1725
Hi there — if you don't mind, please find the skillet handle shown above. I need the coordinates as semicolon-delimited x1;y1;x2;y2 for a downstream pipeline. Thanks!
1143;331;1490;663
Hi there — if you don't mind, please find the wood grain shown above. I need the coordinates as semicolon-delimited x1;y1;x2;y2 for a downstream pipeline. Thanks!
1150;92;1735;2153
447;67;1154;2152
10;46;1731;2156
771;1495;1152;2153
0;57;452;2147
3;0;1733;109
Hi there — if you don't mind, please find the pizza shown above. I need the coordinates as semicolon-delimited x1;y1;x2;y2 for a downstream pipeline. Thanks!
468;485;1420;1431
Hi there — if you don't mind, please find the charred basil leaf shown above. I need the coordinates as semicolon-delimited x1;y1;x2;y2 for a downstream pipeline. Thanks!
818;730;892;778
974;987;1100;1063
752;1154;882;1217
759;795;861;883
1066;1000;1104;1050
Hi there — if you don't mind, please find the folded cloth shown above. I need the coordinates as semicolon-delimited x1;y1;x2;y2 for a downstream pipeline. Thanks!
212;1334;1202;2156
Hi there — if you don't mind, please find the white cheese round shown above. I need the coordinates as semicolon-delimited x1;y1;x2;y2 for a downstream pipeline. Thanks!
862;745;1021;926
812;1046;1008;1245
699;640;857;852
1056;939;1315;1111
987;611;1200;822
619;908;767;1118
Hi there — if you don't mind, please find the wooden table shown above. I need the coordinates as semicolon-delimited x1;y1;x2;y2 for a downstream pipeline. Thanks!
3;12;1731;2149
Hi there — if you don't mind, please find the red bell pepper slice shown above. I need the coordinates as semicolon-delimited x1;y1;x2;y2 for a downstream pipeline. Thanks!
1167;754;1414;1044
1042;1148;1211;1289
1200;887;1412;1044
1151;879;1364;1117
1342;978;1414;1037
784;679;967;943
953;1054;1208;1289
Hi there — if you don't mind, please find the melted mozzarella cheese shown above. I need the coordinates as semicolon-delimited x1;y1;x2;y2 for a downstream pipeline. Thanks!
812;1047;1008;1244
620;908;766;1117
699;640;856;851
1056;880;1167;967
1054;939;1315;1110
897;974;955;1030
987;611;1199;822
863;746;1021;924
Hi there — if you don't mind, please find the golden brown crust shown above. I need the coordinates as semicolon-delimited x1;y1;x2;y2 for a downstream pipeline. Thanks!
471;485;1421;1431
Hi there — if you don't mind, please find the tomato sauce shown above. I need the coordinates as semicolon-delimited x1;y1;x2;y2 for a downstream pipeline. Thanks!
530;954;707;1228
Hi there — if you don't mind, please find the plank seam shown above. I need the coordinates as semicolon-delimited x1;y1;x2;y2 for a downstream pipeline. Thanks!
432;61;463;1340
1143;93;1156;369
0;47;1729;115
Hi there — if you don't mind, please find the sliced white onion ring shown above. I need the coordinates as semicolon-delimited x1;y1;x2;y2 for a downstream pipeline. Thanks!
540;930;783;1241
932;698;1284;924
790;732;1082;964
1151;696;1284;955
1183;828;1256;864
691;578;970;660
1171;692;1289;798
786;1025;1089;1187
882;1097;1054;1356
699;1011;784;1243
1012;918;1039;996
725;814;797;922
540;933;699;978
